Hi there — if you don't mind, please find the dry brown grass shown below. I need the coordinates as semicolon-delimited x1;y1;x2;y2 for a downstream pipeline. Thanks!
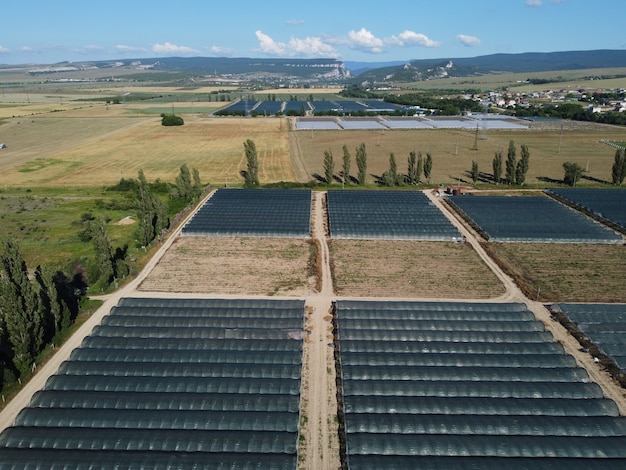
484;242;626;302
138;236;316;296
329;239;505;299
1;114;292;186
292;124;626;186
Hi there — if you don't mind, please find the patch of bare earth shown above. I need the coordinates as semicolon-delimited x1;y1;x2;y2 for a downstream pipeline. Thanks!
330;239;505;299
483;242;626;303
139;236;316;296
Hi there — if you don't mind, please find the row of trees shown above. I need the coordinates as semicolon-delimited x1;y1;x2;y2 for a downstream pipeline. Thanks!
322;143;368;185
0;239;83;380
321;143;434;187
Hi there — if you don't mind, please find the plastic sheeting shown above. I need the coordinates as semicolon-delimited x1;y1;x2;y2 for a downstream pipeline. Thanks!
337;300;626;467
327;190;461;241
16;408;298;432
182;188;311;237
0;449;297;470
448;195;622;244
0;428;296;453
43;375;300;395
347;433;626;458
30;391;300;413
546;187;626;232
343;380;603;399
555;303;626;376
346;414;626;436
0;297;303;467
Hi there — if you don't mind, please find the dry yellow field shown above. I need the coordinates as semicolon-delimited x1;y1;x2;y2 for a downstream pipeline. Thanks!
292;122;626;186
0;111;292;186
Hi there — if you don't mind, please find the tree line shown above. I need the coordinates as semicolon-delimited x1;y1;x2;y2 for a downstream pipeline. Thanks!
320;143;433;187
0;164;205;389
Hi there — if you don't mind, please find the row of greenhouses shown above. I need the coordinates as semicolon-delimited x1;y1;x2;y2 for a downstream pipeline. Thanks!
335;300;626;469
182;189;312;237
0;297;304;469
554;303;626;371
327;190;461;240
448;195;623;243
547;188;626;234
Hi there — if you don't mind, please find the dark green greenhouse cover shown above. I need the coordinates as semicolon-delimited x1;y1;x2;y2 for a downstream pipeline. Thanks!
448;195;622;243
0;297;304;469
327;190;461;240
555;303;626;372
546;188;626;233
182;188;312;237
336;300;626;468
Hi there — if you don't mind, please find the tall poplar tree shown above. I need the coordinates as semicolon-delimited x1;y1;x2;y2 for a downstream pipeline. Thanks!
0;239;43;371
424;152;433;184
323;149;334;184
492;150;503;184
515;144;530;185
356;143;367;185
505;140;517;184
243;139;259;186
612;148;626;185
342;145;351;185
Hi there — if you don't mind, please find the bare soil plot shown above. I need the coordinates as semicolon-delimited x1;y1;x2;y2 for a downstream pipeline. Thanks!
329;239;505;299
138;236;316;296
292;125;626;186
483;242;626;303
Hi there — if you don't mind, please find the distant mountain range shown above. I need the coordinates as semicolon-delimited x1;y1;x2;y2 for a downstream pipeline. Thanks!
352;50;626;83
9;49;626;84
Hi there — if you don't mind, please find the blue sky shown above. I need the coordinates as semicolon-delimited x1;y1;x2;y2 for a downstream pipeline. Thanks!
1;0;625;65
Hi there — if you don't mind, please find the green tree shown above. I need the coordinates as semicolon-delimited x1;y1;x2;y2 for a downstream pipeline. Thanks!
243;139;259;186
388;152;400;185
356;143;367;185
505;140;516;184
342;145;351;185
136;170;169;247
89;217;115;288
515;144;530;185
471;160;479;185
407;151;418;185
492;150;503;184
192;167;203;199
160;113;184;126
611;148;626;185
416;151;424;185
563;162;585;186
424;152;433;184
323;149;334;184
173;164;194;204
0;239;44;371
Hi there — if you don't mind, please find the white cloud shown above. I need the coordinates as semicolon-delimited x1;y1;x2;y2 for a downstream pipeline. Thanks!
116;44;147;54
255;30;338;58
525;0;543;6
286;19;304;25
152;42;197;55
0;45;9;53
391;30;441;48
347;28;385;53
337;28;440;54
457;34;481;47
210;45;234;55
